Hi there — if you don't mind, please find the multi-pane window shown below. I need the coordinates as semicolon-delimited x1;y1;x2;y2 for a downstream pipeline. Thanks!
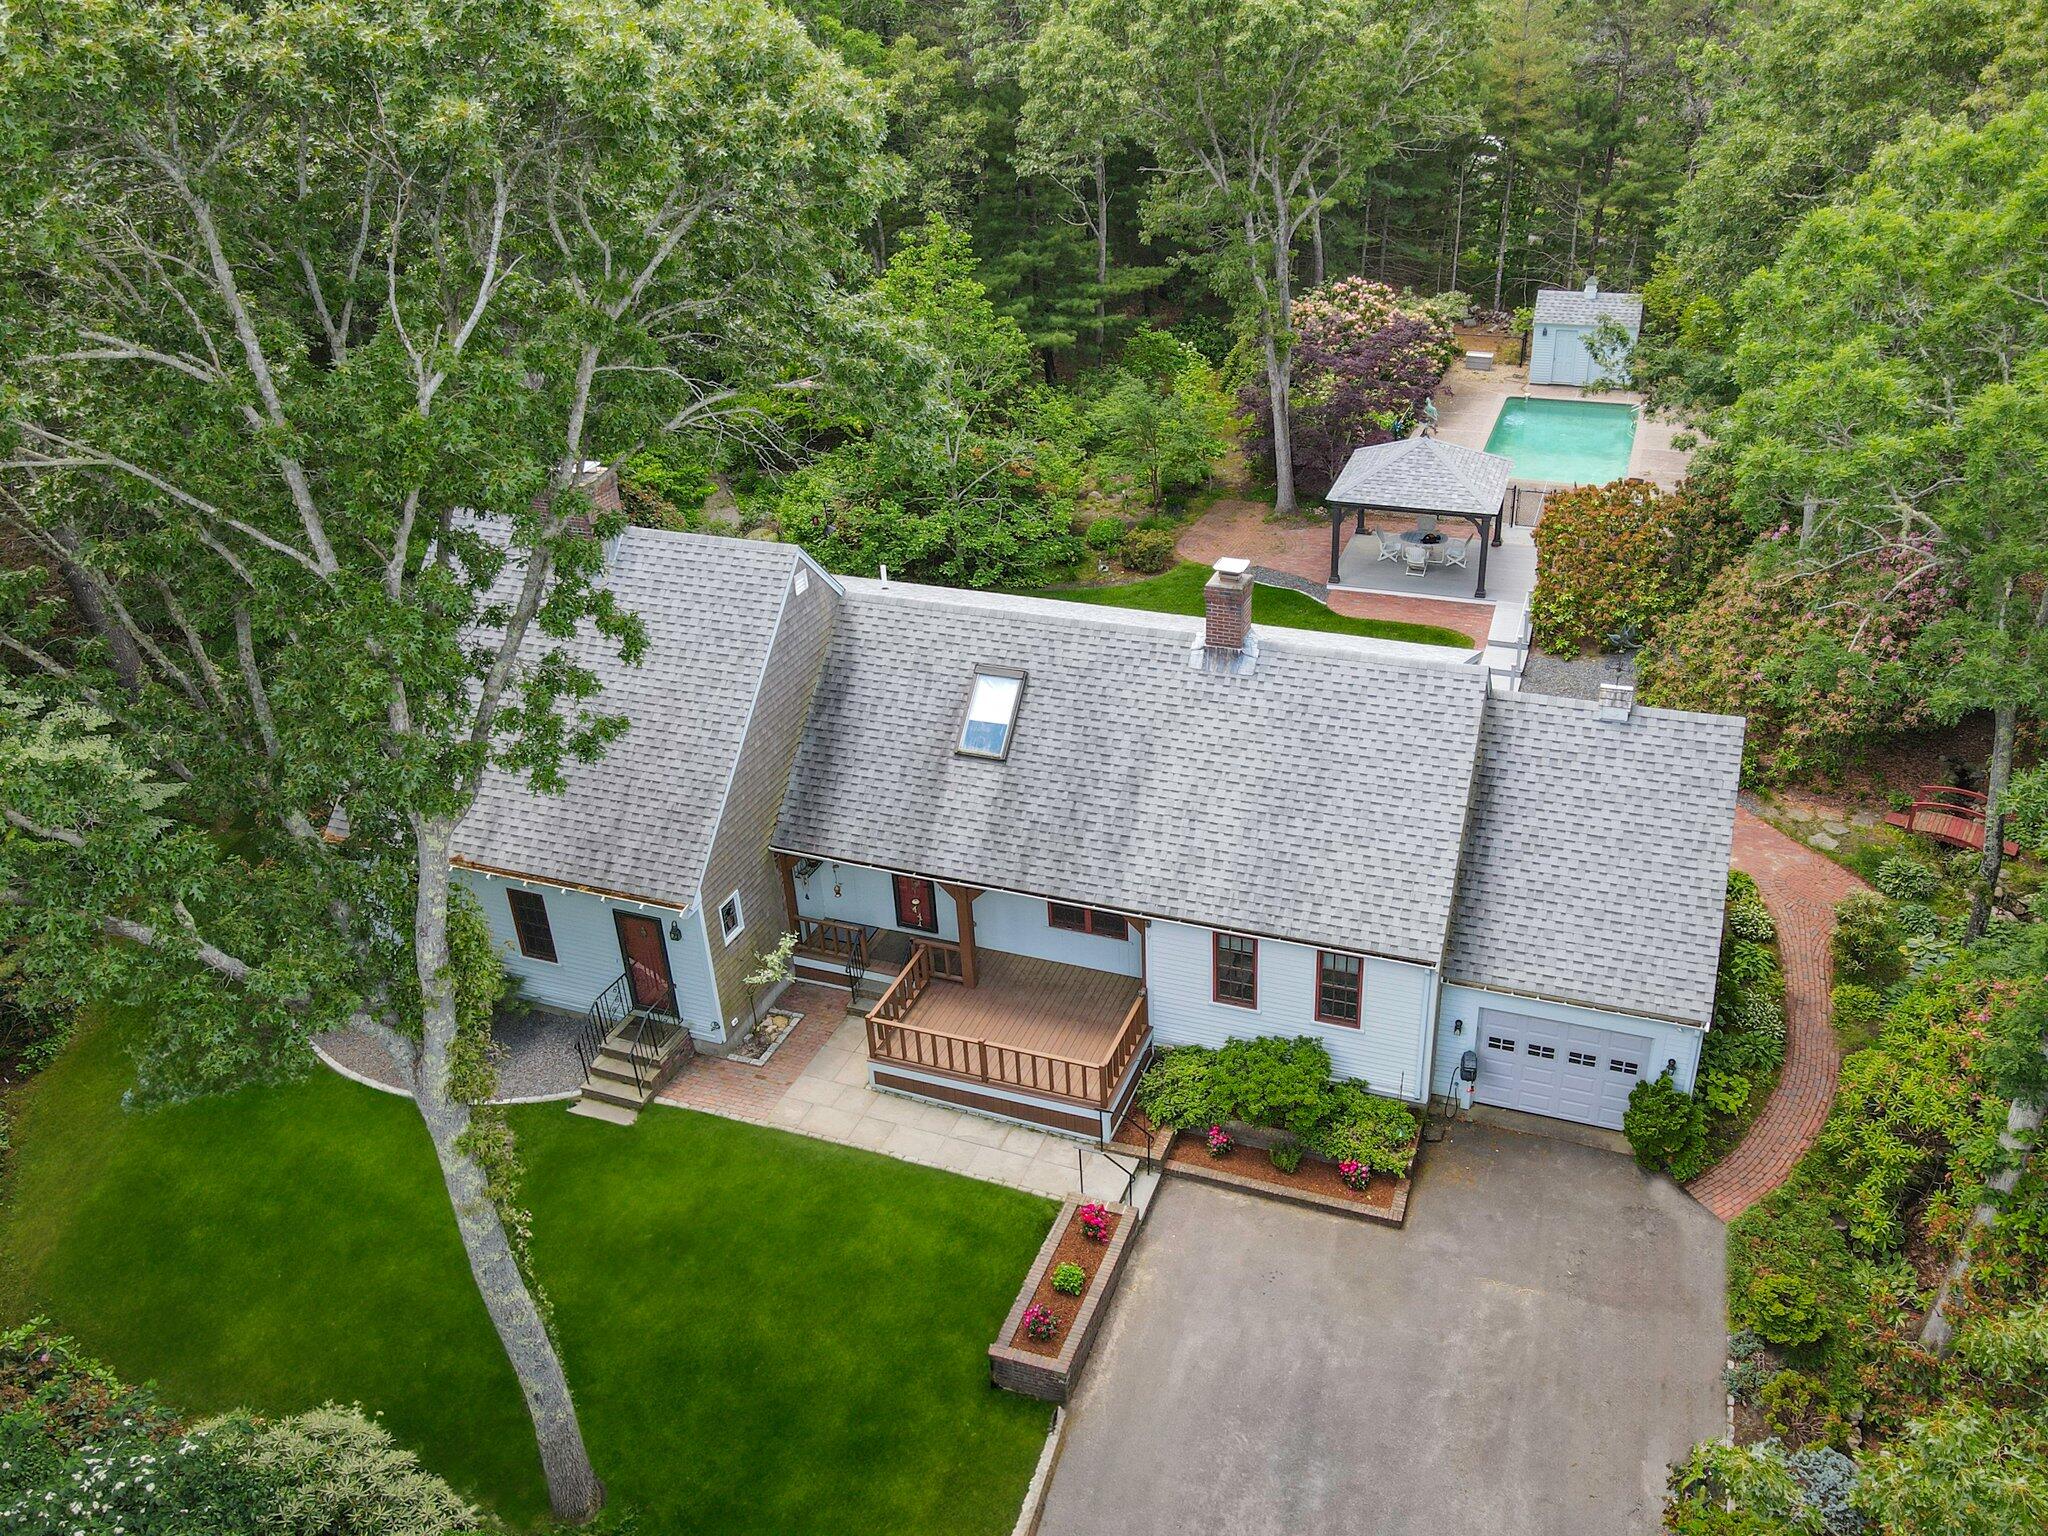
1314;951;1363;1027
507;889;557;963
1527;1043;1557;1060
1048;903;1129;941
1213;933;1258;1008
718;891;746;944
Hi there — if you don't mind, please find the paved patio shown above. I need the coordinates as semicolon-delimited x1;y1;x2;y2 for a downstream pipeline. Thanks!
1432;360;1693;488
658;984;1139;1203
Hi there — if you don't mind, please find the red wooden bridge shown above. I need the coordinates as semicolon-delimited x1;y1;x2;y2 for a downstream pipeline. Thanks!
1884;785;2019;856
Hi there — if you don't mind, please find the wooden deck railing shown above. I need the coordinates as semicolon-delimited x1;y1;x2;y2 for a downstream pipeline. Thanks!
866;940;965;1024
795;915;874;964
866;982;1150;1109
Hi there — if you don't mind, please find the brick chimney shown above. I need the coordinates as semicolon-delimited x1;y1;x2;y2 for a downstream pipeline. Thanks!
1204;557;1253;652
532;460;621;538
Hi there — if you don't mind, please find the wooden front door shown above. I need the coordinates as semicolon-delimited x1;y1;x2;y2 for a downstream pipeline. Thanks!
893;874;938;933
614;912;676;1012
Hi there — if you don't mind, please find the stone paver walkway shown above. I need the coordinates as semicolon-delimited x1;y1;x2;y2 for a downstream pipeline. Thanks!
659;986;1133;1202
1686;805;1867;1222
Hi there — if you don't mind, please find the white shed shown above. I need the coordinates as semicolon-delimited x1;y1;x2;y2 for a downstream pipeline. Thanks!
1527;278;1642;387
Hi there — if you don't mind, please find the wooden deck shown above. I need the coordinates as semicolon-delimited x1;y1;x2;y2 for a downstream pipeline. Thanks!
866;949;1150;1109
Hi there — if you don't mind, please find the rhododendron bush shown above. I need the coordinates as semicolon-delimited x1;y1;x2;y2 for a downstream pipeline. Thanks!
1529;479;1677;653
1636;538;1961;782
1240;279;1457;498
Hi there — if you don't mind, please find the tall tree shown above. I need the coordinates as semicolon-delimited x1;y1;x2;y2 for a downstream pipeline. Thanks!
1025;0;1478;513
0;0;886;1519
1710;99;2048;1352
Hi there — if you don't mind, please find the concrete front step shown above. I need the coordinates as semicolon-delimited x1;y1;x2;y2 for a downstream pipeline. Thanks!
579;1076;654;1111
568;1098;640;1126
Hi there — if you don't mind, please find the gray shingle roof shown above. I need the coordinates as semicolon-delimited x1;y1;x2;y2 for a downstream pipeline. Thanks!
452;528;819;909
1532;285;1644;330
774;581;1490;965
1443;694;1745;1025
1325;436;1513;517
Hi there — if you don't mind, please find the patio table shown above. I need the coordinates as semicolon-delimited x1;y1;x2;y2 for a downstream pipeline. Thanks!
1397;528;1448;564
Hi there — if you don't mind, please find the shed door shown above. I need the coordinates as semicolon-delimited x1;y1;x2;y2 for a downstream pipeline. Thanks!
1472;1009;1651;1130
1550;326;1594;386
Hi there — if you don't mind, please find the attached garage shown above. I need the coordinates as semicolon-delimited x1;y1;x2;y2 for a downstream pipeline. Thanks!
1471;1008;1652;1131
1527;278;1642;388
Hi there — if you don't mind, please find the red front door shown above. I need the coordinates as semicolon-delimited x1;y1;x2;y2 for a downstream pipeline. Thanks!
614;912;676;1011
893;875;938;933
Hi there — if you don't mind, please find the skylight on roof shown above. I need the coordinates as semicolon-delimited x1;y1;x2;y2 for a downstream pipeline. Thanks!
957;667;1025;760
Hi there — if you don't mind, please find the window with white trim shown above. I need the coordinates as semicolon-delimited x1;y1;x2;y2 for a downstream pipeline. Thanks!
717;891;745;945
957;667;1026;759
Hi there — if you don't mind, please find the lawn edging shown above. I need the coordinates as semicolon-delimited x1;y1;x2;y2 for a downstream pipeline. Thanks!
1160;1121;1414;1226
989;1197;1136;1403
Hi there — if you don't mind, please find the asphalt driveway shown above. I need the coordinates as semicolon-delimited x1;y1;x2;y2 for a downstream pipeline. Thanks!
1038;1121;1724;1536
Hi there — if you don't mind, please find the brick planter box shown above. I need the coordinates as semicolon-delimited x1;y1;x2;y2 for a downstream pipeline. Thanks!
1163;1120;1416;1227
989;1196;1136;1403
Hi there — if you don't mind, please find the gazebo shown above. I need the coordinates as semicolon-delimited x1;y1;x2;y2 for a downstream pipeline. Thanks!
1324;436;1514;599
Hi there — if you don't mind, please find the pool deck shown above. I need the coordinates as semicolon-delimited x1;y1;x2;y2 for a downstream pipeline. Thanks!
1431;361;1693;489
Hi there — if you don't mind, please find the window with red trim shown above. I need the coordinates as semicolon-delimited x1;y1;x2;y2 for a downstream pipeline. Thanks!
507;889;557;963
1048;902;1129;940
1315;951;1363;1026
1213;933;1257;1007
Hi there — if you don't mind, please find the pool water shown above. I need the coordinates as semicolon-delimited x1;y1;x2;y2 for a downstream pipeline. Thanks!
1483;396;1638;485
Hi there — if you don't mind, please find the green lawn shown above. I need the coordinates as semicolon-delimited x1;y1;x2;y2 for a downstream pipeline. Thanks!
1039;561;1473;648
0;1018;1058;1531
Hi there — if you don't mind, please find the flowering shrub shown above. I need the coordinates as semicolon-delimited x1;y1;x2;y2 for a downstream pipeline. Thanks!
1529;479;1680;654
1724;871;1776;944
1021;1304;1059;1342
1077;1202;1111;1242
1336;1159;1370;1192
1204;1124;1233;1158
1050;1262;1087;1297
1239;278;1456;496
1636;544;1959;783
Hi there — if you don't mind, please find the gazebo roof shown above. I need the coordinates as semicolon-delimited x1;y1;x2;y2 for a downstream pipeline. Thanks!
1325;436;1512;519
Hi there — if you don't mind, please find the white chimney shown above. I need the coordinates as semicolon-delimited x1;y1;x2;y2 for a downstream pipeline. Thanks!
1597;681;1635;722
1583;275;1600;299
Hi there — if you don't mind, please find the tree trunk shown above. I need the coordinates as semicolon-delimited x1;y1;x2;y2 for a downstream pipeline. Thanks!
412;821;604;1523
1448;159;1467;294
1968;702;2016;939
1309;188;1325;288
1258;193;1298;517
1492;156;1515;312
1921;1068;2046;1353
52;524;144;697
1093;153;1109;353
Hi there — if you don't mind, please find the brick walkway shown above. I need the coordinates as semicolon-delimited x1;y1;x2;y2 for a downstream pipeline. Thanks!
1685;805;1867;1222
654;980;847;1121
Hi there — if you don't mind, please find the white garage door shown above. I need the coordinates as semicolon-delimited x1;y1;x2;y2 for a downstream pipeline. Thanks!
1472;1009;1651;1130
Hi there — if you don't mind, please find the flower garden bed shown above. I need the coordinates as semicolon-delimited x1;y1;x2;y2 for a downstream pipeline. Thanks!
988;1196;1135;1403
1161;1120;1413;1225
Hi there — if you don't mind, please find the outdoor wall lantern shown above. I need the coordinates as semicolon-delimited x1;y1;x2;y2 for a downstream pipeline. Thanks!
669;920;683;942
1452;1017;1464;1034
1666;1058;1678;1077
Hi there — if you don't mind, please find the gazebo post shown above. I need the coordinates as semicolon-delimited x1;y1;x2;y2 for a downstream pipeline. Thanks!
1328;503;1344;584
1473;524;1491;600
1491;502;1504;547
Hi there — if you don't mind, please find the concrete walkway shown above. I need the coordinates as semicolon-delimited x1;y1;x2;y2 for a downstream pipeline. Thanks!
1042;1122;1726;1536
1686;806;1867;1221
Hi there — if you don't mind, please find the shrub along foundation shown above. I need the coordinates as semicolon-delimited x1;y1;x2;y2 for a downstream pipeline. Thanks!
989;1196;1135;1403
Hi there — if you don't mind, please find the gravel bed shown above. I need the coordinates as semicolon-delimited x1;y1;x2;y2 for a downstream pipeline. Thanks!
1520;648;1636;701
312;1006;585;1104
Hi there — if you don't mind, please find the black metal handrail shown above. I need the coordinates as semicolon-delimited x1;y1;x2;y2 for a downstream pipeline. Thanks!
578;972;681;1098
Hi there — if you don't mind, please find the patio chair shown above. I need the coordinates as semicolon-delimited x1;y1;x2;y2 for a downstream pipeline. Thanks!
1374;528;1404;563
1440;531;1473;569
1403;543;1430;578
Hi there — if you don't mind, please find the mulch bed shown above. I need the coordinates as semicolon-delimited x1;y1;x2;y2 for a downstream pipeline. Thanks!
1164;1136;1403;1215
1007;1205;1123;1358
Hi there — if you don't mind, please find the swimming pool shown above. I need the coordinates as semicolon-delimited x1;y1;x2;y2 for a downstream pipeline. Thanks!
1482;396;1638;484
